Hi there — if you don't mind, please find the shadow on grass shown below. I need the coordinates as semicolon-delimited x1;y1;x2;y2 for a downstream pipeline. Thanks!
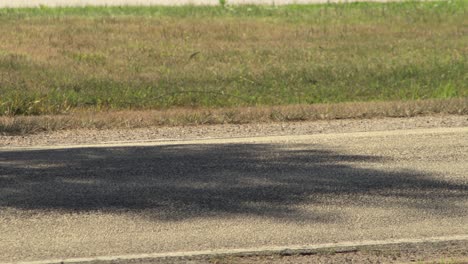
0;143;466;221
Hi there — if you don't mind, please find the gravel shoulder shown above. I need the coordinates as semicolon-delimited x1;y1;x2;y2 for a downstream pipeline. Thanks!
125;240;468;264
205;240;468;264
1;115;467;147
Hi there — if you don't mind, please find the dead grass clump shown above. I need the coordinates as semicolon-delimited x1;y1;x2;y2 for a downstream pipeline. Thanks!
1;99;466;135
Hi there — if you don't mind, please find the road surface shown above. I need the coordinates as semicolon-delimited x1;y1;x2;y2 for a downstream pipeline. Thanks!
1;127;467;263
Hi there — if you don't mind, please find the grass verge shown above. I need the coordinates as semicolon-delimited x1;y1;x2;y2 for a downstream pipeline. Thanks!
1;98;466;135
0;1;467;116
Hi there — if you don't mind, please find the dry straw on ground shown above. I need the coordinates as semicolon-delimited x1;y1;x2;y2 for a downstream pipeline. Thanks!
1;99;466;135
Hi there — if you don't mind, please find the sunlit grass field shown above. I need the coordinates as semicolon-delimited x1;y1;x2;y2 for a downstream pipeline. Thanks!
0;0;466;116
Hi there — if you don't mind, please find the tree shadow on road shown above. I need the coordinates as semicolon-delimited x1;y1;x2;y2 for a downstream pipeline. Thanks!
0;143;466;222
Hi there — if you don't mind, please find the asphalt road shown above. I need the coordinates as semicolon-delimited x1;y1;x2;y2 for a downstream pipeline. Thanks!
1;127;467;263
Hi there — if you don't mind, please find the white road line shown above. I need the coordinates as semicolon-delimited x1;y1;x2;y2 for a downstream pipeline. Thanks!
6;235;468;264
1;126;467;152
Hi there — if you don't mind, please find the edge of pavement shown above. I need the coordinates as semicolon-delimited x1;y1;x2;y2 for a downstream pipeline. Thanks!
1;126;467;152
5;235;468;264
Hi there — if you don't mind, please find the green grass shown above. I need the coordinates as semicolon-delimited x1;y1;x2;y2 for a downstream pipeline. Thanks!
0;1;467;116
0;1;465;20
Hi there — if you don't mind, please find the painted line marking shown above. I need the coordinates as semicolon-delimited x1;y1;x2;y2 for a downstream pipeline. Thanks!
5;235;468;264
1;126;467;152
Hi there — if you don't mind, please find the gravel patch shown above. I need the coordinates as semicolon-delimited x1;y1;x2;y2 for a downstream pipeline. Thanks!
86;240;468;263
206;240;468;264
1;115;466;147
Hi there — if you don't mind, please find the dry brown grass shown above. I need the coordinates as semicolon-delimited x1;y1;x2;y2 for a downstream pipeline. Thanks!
0;2;466;115
1;98;466;135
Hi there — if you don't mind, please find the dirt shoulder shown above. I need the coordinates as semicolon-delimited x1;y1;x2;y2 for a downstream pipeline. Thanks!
205;240;468;264
88;239;468;264
1;114;467;147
